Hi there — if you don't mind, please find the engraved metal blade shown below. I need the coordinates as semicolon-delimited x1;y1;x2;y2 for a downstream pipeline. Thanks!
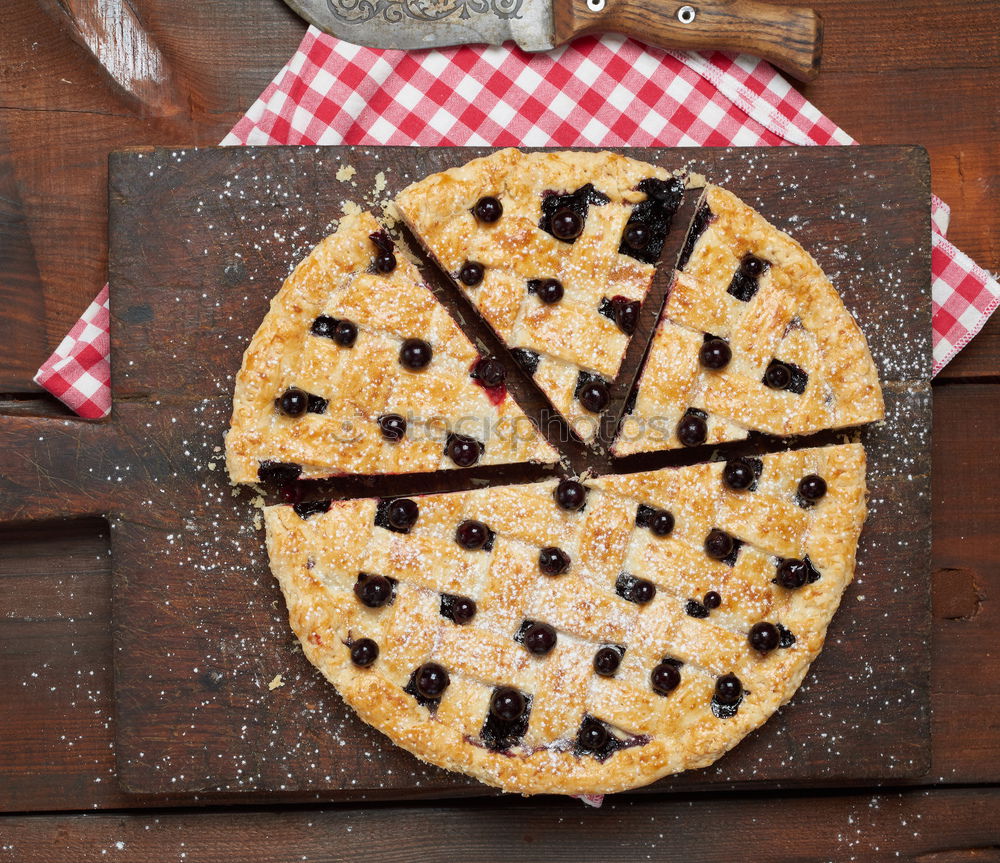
283;0;555;54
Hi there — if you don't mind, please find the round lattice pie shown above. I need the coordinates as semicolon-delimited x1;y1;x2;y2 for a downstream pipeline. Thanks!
226;149;883;796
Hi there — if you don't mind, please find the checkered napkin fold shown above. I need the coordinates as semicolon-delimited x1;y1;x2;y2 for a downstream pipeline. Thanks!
35;27;1000;418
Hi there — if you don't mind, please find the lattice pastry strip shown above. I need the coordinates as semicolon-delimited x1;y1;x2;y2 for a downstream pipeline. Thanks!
613;185;884;456
395;149;686;442
264;443;867;795
226;211;557;482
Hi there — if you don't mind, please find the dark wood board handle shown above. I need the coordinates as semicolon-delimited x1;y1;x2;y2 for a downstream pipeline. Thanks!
0;414;120;523
553;0;823;81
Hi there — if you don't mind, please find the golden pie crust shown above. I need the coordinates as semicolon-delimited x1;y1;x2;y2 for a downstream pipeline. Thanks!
224;151;885;797
264;444;866;796
226;211;557;482
395;148;676;442
614;185;884;456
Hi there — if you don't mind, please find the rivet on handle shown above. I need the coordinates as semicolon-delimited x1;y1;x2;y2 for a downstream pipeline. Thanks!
587;0;606;11
677;4;697;23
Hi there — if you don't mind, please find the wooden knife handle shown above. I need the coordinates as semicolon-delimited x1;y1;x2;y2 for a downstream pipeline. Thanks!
552;0;823;81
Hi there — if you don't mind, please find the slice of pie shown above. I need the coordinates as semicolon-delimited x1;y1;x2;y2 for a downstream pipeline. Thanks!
264;443;866;795
226;211;557;483
395;148;685;442
613;185;884;456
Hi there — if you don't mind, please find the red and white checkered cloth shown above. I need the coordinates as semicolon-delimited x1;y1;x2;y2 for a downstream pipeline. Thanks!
35;28;999;418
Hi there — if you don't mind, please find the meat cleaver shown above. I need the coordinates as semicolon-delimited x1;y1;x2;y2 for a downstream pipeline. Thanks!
283;0;823;81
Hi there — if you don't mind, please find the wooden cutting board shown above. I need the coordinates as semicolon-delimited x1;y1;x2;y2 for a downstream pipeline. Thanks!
0;146;932;799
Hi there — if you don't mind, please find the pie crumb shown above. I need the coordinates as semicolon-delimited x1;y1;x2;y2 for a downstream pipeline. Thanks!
336;165;357;182
267;674;284;691
380;199;401;228
342;200;362;216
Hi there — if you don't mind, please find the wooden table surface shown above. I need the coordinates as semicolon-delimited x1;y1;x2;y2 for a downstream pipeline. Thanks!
0;0;997;859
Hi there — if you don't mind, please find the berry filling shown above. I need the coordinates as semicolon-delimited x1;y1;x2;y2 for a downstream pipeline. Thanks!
727;253;770;302
763;359;808;393
311;316;358;347
685;599;709;619
481;687;531;751
676;203;714;270
711;673;744;718
635;503;674;537
440;594;478;625
528;278;564;305
705;528;742;566
258;460;302;483
293;500;331;520
511;347;540;376
616;572;656;604
598;295;641;335
539;184;609;244
617;177;684;264
470;356;507;405
774;556;821;588
404;662;450;709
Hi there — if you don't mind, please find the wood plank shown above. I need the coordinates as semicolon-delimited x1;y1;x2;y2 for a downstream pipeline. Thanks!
0;520;118;811
929;382;1000;782
0;123;46;392
0;414;121;522
2;787;1000;861
806;0;998;72
0;384;995;813
95;145;932;796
